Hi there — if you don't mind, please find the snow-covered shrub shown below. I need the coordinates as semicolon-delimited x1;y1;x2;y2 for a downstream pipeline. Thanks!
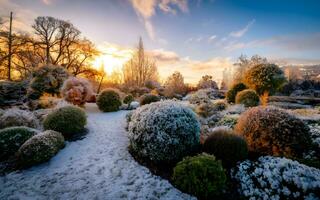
213;100;227;111
216;114;239;128
289;108;320;125
188;89;224;105
43;106;87;138
17;130;65;168
123;94;134;105
195;102;216;118
139;94;160;106
61;77;93;106
223;104;246;115
0;126;39;160
172;153;227;199
235;89;259;107
33;108;52;122
309;124;320;149
203;127;248;168
0;108;40;129
232;156;320;200
226;83;247;103
197;75;219;90
235;106;312;158
128;100;200;163
96;89;122;112
129;101;140;109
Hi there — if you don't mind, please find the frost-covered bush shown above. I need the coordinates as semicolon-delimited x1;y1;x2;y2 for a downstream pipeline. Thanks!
232;156;320;200
226;83;247;103
61;77;93;106
172;153;227;199
123;94;134;105
96;89;122;112
0;108;40;129
128;100;200;163
235;106;312;158
43;106;87;138
195;102;216;118
203;127;248;167
197;75;219;90
223;104;246;115
235;89;259;107
213;100;227;111
289;108;320;125
188;89;224;105
129;101;139;109
139;94;160;106
0;126;39;160
17;130;65;168
216;114;239;128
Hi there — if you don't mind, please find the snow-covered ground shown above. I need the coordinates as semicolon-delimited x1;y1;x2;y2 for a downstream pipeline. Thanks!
0;103;194;200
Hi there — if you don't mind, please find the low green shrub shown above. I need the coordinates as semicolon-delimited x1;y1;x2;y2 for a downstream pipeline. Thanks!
226;83;247;103
139;94;160;106
0;126;38;160
96;89;122;112
172;153;227;199
123;94;134;105
235;89;259;107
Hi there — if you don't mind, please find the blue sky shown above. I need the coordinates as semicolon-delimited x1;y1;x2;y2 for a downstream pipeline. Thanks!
1;0;320;82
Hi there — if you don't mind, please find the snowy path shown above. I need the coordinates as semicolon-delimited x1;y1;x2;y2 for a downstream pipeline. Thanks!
0;103;194;200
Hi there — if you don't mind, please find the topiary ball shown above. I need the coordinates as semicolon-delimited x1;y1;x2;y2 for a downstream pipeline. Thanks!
17;130;65;168
43;106;87;138
96;89;122;112
0;126;39;160
203;127;248;168
139;94;160;106
172;153;227;199
128;100;200;163
123;94;134;105
0;108;40;129
235;89;260;107
226;83;247;103
235;106;312;158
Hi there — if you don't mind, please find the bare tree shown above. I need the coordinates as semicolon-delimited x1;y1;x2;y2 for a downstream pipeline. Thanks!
164;71;186;98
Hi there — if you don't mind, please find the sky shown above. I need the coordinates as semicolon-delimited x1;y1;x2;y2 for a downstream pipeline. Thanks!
1;0;320;83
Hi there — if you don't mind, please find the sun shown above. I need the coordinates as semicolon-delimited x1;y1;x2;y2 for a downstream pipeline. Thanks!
92;43;133;75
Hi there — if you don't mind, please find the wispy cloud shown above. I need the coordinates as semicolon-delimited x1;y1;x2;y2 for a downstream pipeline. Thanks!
230;19;255;38
208;35;217;42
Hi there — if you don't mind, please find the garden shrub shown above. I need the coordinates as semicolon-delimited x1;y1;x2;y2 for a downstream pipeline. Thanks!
128;100;200;163
172;153;227;199
43;105;87;138
0;81;28;106
0;126;39;160
123;94;134;105
203;127;248;167
17;130;65;168
235;89;259;107
216;115;239;128
195;102;216;118
235;106;312;158
96;89;122;112
61;77;93;106
226;83;247;103
0;108;40;129
232;156;320;200
139;94;160;106
213;101;227;111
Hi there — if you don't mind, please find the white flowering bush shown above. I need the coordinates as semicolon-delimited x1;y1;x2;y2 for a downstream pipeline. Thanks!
232;156;320;200
128;100;200;163
0;108;40;129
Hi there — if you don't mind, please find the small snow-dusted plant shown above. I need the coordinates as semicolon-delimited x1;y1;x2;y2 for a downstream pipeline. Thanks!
0;126;39;160
232;156;320;200
195;102;216;118
213;100;228;111
203;127;248;168
235;106;312;158
226;83;247;103
96;89;122;112
216;114;239;128
128;100;200;163
0;108;40;129
43;105;87;138
61;77;93;106
235;89;259;107
17;130;65;168
172;153;227;199
139;94;160;106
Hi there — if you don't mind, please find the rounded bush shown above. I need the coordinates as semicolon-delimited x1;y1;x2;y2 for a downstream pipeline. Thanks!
96;89;122;112
172;153;227;199
235;106;312;158
203;127;248;167
139;94;160;106
195;102;216;118
226;83;247;103
123;94;134;105
17;130;65;168
128;100;200;163
43;106;87;138
0;126;39;160
213;101;227;111
61;77;93;106
0;108;40;129
235;89;259;107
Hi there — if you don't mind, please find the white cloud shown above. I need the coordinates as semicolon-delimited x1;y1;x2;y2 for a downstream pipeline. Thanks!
208;35;217;42
230;19;255;38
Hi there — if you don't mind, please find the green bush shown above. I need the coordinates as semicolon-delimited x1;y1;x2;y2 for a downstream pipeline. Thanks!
0;126;38;160
172;153;227;199
43;106;87;138
139;94;160;106
17;130;65;168
203;127;248;167
235;106;312;158
235;89;259;107
226;83;247;103
123;94;134;104
96;89;122;112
